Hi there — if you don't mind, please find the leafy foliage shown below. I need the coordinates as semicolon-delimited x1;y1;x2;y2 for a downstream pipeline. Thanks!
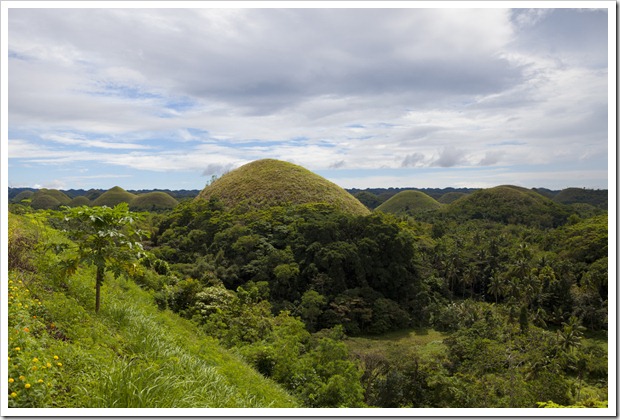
7;212;298;408
59;204;147;312
7;175;609;409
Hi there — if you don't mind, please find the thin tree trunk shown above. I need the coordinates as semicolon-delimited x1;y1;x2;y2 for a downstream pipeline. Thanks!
95;266;104;313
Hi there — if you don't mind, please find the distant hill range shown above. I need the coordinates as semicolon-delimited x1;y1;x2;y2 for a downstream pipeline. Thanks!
9;186;184;212
350;186;607;211
9;181;608;212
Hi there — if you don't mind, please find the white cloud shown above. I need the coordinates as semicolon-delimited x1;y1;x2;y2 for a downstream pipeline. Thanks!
6;6;610;189
41;133;149;150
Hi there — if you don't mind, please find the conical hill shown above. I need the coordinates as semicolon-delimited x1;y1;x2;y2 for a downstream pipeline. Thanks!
445;185;568;227
375;190;442;215
92;186;137;207
196;159;370;216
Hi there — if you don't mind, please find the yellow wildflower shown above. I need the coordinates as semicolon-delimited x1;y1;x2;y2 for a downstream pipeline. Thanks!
10;392;17;398
19;376;25;381
24;383;31;389
57;362;63;367
37;379;44;383
32;357;39;363
14;347;21;352
46;362;51;368
53;355;59;360
8;378;14;383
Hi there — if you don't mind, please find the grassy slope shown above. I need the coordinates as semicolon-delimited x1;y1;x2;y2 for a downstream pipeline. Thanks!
375;190;442;215
196;159;370;216
345;327;448;360
438;192;467;204
7;214;298;409
92;186;137;207
129;192;179;211
553;188;608;208
35;189;71;205
445;185;568;226
30;189;72;210
69;196;91;207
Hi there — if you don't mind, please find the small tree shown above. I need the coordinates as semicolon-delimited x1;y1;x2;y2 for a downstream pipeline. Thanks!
61;204;146;312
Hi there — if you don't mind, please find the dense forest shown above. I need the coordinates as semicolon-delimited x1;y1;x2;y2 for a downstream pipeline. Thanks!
7;162;609;409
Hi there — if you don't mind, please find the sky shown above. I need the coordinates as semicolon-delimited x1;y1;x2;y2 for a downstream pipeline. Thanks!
4;2;613;191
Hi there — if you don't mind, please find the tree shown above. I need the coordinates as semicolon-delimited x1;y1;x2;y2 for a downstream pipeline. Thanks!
61;204;146;312
298;289;326;332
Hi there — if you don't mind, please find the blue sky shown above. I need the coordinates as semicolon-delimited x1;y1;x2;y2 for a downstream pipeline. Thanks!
5;3;613;191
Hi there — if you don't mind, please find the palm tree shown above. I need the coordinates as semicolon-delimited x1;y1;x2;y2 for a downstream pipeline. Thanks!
487;274;504;304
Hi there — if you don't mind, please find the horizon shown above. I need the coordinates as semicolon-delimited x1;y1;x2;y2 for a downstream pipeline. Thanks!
4;2;614;192
7;181;609;194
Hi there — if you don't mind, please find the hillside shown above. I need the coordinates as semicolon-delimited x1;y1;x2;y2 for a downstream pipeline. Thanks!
196;159;370;216
445;185;569;227
129;192;179;211
69;196;91;207
7;213;298;408
11;190;34;203
92;186;137;207
375;190;442;215
29;189;72;210
438;191;468;204
553;187;607;209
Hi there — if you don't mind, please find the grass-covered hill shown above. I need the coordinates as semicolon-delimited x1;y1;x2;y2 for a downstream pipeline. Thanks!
129;192;179;212
375;190;442;215
69;196;91;207
92;186;137;207
29;189;72;210
7;213;298;409
445;185;569;227
438;191;468;204
553;187;608;209
11;190;35;203
196;159;370;216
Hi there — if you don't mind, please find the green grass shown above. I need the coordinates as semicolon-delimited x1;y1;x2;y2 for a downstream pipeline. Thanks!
196;159;370;216
375;190;442;215
129;192;178;211
345;327;449;360
92;186;137;207
69;196;91;207
552;188;608;209
438;191;468;204
28;189;72;209
7;213;298;408
445;185;569;227
36;189;72;205
11;190;34;203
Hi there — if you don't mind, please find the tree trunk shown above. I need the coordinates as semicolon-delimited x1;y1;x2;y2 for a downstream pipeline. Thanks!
95;266;104;313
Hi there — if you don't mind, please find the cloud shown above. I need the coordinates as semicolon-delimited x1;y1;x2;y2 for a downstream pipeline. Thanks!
478;151;505;166
401;153;426;168
41;133;149;150
329;160;346;169
433;147;466;168
6;6;610;190
202;163;236;177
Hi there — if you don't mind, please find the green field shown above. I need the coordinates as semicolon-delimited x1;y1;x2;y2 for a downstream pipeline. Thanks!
346;328;448;357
